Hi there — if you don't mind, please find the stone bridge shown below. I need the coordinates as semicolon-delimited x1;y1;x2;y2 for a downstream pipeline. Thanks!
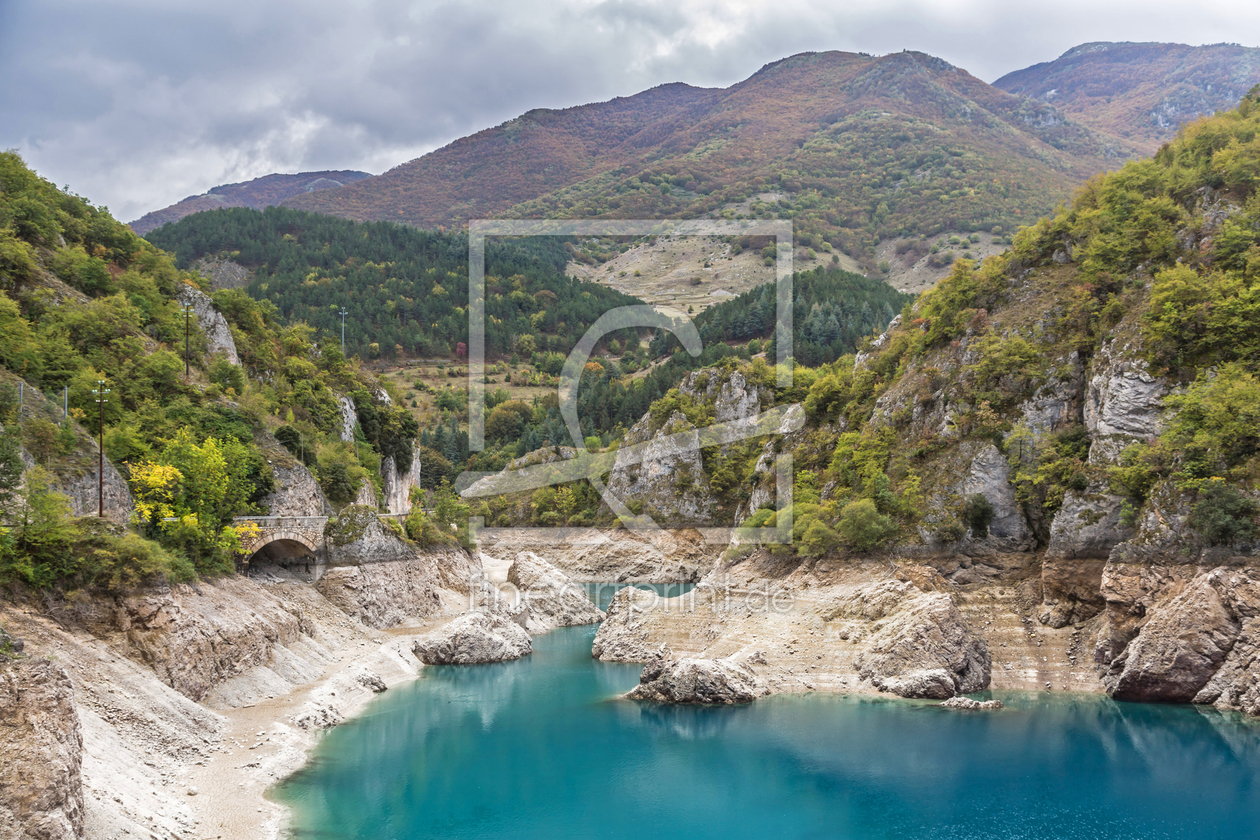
233;513;406;577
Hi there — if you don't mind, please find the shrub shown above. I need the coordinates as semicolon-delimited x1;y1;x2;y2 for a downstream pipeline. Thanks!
962;494;995;538
1190;481;1258;546
22;418;61;463
836;498;897;552
934;520;966;543
209;357;245;393
404;508;448;546
799;517;843;557
320;461;358;505
275;424;302;455
72;525;195;590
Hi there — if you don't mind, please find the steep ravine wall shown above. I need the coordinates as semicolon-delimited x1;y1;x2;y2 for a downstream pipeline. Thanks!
0;527;481;840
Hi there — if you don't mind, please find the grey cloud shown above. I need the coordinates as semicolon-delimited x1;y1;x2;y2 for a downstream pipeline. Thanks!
2;0;1258;220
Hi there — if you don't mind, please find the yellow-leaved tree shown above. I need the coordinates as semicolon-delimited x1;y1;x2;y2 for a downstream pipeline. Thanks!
129;428;268;573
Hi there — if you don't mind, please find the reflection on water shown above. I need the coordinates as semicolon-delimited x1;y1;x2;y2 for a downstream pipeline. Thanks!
278;624;1260;840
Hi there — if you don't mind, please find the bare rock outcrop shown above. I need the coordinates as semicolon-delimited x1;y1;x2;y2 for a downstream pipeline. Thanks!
870;668;958;699
380;444;422;515
192;256;251;291
848;581;991;699
506;552;604;632
51;454;134;526
594;558;991;700
1037;555;1108;628
257;431;332;517
337;396;357;443
1105;568;1260;704
411;611;532;664
940;696;1003;710
0;659;84;840
626;656;769;705
607;410;715;524
316;546;476;630
958;443;1034;552
1083;340;1166;456
591;586;672;662
1046;486;1134;563
113;576;305;702
175;284;240;366
323;506;412;566
352;478;379;509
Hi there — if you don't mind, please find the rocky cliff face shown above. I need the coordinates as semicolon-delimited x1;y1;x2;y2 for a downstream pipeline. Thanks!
0;659;83;840
175;284;240;366
379;443;422;515
336;396;357;443
1103;567;1260;706
257;431;331;517
605;369;771;527
1086;479;1260;712
316;545;477;630
0;527;480;840
323;505;411;566
191;256;250;291
49;452;134;526
593;555;993;700
607;410;714;524
314;505;479;628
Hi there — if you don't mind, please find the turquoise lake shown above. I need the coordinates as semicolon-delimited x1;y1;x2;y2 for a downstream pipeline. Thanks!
277;589;1260;840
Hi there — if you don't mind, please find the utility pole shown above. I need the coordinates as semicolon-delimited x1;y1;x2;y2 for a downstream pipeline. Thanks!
180;301;193;377
339;307;349;354
92;380;110;518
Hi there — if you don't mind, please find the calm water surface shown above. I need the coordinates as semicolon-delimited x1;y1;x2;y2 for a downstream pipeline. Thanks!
277;587;1260;840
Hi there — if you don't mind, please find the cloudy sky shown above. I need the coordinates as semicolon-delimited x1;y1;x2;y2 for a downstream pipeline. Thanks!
2;0;1256;222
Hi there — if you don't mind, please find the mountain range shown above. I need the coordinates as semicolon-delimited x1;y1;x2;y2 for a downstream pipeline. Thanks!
993;41;1260;153
128;169;371;235
133;42;1260;279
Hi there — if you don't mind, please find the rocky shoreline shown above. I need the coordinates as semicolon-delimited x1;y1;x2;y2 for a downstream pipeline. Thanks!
4;527;1260;839
0;539;623;840
595;547;1260;713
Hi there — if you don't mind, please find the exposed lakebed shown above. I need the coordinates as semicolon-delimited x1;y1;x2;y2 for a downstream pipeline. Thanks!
276;586;1260;840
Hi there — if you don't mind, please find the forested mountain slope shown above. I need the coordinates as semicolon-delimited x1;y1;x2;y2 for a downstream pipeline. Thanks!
283;50;1136;272
145;206;909;488
0;153;441;591
145;206;641;362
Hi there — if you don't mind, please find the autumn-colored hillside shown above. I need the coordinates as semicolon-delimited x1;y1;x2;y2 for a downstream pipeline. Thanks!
283;50;1139;272
994;41;1260;154
128;169;371;234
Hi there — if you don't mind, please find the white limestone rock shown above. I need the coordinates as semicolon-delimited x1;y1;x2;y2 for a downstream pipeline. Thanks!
411;611;532;665
626;656;769;705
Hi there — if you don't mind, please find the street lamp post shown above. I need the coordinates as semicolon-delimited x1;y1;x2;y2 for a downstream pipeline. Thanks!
92;380;110;518
339;307;349;354
180;302;193;376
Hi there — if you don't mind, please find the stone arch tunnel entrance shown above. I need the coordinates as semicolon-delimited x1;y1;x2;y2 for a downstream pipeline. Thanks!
235;517;328;580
